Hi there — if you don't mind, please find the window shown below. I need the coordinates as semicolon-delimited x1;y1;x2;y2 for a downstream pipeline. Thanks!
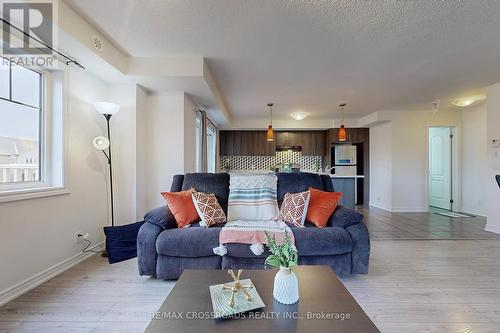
0;57;66;201
195;112;202;172
0;58;42;184
195;110;217;173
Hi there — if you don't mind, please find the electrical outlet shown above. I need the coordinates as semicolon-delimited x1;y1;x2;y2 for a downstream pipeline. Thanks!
74;232;90;243
74;231;83;243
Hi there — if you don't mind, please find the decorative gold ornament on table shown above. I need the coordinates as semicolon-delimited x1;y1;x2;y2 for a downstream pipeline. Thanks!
208;270;265;318
222;269;253;307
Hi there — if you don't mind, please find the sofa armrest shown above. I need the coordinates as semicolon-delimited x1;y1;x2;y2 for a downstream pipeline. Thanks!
144;205;177;230
327;205;364;229
346;223;370;274
137;222;163;276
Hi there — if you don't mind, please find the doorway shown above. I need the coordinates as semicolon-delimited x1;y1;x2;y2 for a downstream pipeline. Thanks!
428;127;456;211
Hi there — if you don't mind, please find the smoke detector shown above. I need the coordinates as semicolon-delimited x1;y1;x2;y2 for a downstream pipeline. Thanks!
91;34;104;53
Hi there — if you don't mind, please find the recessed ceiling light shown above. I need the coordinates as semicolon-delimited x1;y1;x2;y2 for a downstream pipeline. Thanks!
290;112;308;120
453;98;476;107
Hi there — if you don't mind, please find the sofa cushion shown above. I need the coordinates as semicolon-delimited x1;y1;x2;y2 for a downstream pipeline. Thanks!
291;226;353;256
156;224;222;257
276;172;324;206
144;205;177;230
182;173;230;214
171;174;184;192
320;174;335;192
328;205;364;228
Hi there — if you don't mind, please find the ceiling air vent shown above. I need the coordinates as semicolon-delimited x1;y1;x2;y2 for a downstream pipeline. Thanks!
91;34;104;53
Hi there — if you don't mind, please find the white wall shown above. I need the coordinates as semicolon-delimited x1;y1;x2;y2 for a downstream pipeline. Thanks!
135;86;149;219
183;95;197;174
147;92;197;209
0;68;109;294
107;84;153;222
485;83;500;234
109;85;138;224
461;103;487;215
369;109;463;212
369;121;392;211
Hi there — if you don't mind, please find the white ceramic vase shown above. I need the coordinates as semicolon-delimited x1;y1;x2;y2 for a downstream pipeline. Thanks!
273;266;299;304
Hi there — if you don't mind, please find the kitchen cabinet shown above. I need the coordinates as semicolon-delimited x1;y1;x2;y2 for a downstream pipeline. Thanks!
276;131;326;156
219;131;275;156
325;128;370;205
220;130;326;156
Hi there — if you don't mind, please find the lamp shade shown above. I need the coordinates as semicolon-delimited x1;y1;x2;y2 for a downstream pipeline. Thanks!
93;136;110;150
94;102;120;115
267;125;274;141
338;125;347;142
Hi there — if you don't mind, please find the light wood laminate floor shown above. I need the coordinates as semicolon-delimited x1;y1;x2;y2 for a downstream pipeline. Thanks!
357;205;499;240
2;239;500;332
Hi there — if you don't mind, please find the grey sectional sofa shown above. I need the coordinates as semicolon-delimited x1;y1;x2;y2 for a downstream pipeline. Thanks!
137;172;370;279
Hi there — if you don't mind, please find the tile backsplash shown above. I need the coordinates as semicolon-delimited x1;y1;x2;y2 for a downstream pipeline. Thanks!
220;151;322;172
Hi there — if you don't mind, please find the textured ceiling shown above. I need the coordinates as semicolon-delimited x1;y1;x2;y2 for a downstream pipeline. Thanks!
65;0;500;120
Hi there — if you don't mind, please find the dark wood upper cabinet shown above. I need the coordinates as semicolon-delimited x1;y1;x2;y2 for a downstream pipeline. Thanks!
220;130;326;156
219;131;275;156
276;131;325;156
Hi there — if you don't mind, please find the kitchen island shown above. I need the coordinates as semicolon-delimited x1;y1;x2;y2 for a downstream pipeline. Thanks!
329;175;365;209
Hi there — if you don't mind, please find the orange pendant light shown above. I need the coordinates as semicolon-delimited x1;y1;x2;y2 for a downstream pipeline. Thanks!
267;103;274;141
338;103;348;142
338;125;347;142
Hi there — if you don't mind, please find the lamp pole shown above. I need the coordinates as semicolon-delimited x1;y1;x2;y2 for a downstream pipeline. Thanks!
104;114;115;227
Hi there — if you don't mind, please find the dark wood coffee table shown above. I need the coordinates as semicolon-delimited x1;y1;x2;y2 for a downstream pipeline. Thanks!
145;266;380;332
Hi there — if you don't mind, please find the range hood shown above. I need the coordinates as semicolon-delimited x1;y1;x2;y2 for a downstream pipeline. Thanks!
276;146;302;152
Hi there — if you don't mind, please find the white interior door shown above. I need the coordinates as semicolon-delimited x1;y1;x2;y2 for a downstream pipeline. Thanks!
429;127;452;210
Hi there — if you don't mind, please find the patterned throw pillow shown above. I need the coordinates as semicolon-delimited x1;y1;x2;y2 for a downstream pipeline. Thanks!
279;191;311;228
191;190;227;227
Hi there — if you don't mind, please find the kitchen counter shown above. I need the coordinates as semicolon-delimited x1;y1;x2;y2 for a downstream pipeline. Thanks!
328;175;365;209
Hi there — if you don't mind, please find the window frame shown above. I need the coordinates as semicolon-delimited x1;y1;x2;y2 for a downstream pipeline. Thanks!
206;119;217;173
0;60;68;202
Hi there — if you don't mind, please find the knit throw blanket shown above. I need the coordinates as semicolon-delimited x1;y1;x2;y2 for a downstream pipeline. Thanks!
213;220;296;256
227;174;279;222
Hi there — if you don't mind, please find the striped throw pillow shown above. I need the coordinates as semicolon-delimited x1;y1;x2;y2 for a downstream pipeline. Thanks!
227;174;279;221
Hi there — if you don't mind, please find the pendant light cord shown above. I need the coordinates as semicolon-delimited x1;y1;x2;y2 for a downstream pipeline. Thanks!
268;103;273;126
269;104;273;126
340;103;346;126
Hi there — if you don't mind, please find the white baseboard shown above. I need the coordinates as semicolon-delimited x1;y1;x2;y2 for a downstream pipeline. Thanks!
485;224;500;235
0;241;105;307
460;205;486;217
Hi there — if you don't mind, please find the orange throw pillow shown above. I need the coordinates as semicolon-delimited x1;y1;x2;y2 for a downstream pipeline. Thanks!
161;189;200;228
306;187;342;228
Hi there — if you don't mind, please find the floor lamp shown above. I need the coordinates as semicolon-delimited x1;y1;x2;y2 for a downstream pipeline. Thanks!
92;102;120;256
